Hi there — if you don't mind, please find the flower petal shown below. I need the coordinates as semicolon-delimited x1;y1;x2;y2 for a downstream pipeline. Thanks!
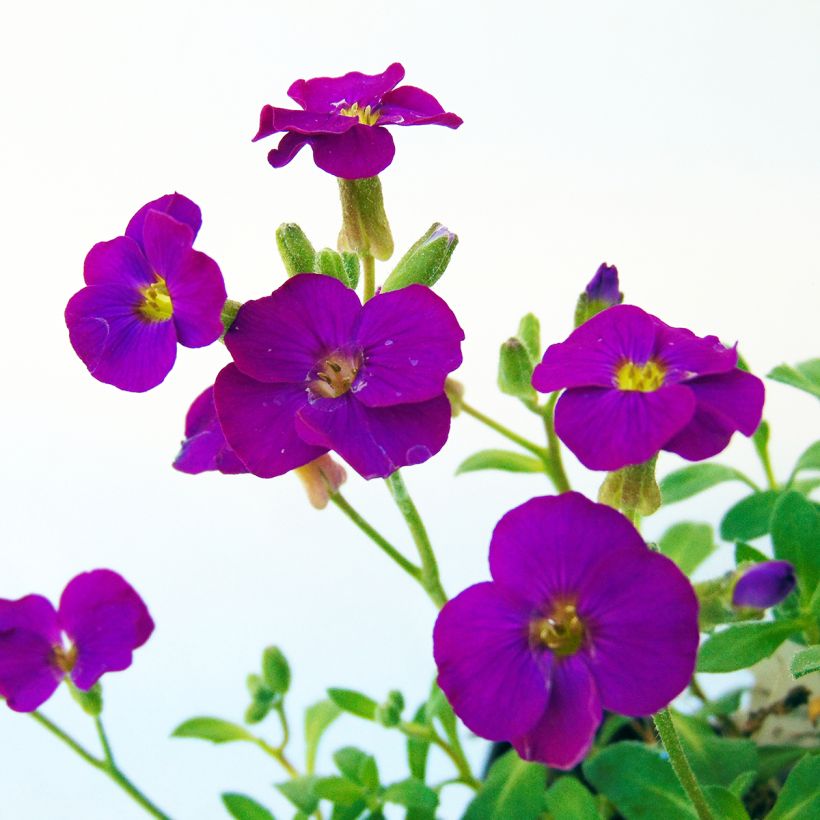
379;85;463;127
83;236;154;288
512;655;601;770
352;285;464;407
125;193;202;250
65;285;178;392
309;126;396;180
254;106;358;140
663;370;765;461
167;249;227;348
225;274;361;384
554;385;695;471
287;63;405;112
214;364;325;478
433;582;549;741
142;210;195;282
59;570;154;691
267;131;312;169
489;493;647;607
655;324;737;382
295;393;451;480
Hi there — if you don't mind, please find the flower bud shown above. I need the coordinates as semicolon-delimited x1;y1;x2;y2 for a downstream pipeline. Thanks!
732;560;796;609
337;176;394;261
574;263;623;327
376;690;405;727
316;248;351;286
276;223;317;276
498;338;536;401
295;454;347;509
68;681;103;716
342;252;360;289
598;456;661;517
382;223;458;292
517;313;541;361
445;377;465;416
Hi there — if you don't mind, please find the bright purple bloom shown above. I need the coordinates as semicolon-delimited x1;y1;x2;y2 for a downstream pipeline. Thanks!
585;263;622;307
253;63;462;179
0;570;153;712
214;274;463;480
65;194;227;392
433;493;698;769
174;385;248;475
733;560;796;609
532;305;765;471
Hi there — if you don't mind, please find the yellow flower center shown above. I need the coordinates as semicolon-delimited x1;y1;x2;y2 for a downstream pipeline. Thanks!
52;643;77;674
529;601;586;657
310;352;361;399
615;359;666;392
138;276;173;322
339;102;381;126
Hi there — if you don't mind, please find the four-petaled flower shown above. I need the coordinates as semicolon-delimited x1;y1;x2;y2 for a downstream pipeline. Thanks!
214;274;464;480
0;570;153;712
65;194;227;392
532;305;765;471
253;63;462;179
433;493;699;769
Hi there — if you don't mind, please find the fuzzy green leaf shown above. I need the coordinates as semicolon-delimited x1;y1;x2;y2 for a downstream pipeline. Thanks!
456;449;544;476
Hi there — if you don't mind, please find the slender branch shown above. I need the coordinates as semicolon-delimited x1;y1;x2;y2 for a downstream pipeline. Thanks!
399;722;479;790
538;392;571;493
362;254;376;301
31;711;103;770
460;400;548;460
255;737;300;779
94;715;116;766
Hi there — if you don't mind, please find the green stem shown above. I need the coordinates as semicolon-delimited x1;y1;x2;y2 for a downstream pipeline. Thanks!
330;493;422;583
399;722;479;790
362;254;376;301
540;392;571;493
385;471;448;608
460;401;548;461
94;715;116;766
759;446;778;492
653;709;715;820
255;737;300;779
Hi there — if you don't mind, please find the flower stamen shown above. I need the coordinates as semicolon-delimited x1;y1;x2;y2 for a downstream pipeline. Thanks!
138;276;173;322
529;602;585;657
310;352;361;399
52;642;78;674
615;359;666;392
339;102;381;126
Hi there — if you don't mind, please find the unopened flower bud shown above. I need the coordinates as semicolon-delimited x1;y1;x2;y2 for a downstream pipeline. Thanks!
276;223;317;276
732;560;796;609
376;690;405;727
337;177;394;261
517;313;541;361
316;248;351;286
574;263;623;327
342;252;360;289
382;223;458;292
445;378;465;416
295;454;347;510
498;338;536;401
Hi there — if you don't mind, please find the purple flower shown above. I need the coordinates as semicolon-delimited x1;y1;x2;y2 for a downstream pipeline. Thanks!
0;570;153;712
532;305;765;471
585;263;622;307
253;63;462;179
65;194;227;392
214;274;464;480
733;560;796;609
174;385;248;475
433;493;698;769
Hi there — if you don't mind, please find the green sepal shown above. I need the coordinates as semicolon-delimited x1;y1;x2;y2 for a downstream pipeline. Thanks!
598;455;661;517
382;223;457;292
337;177;394;261
220;299;242;336
68;681;103;716
498;337;536;401
342;252;360;289
276;223;317;276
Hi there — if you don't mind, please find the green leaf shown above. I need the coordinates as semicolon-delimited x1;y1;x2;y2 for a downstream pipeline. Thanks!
544;777;598;820
727;771;757;799
734;542;768;565
277;776;319;815
583;742;696;819
333;747;379;790
304;700;341;774
695;688;745;718
382;779;439;811
314;777;365;806
262;646;291;695
771;490;820;596
456;449;544;476
221;793;276;820
720;491;779;542
425;685;458;749
790;440;820;480
407;704;430;781
463;750;546;820
659;522;716;575
659;463;753;504
327;688;378;720
517;313;541;362
697;621;802;672
703;786;749;820
768;358;820;400
766;755;820;819
757;746;820;780
790;644;820;679
171;717;255;744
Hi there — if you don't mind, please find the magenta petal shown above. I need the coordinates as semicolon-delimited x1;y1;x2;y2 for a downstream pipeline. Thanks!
254;106;358;139
65;285;178;392
663;370;765;461
125;193;202;250
656;324;737;382
434;583;549;741
59;570;154;691
83;236;154;288
353;285;464;407
167;250;227;348
555;385;695;471
582;551;699;715
214;364;325;478
489;494;647;607
226;275;361;384
379;85;463;127
287;63;405;111
513;655;601;770
267;131;313;169
142;210;195;282
309;126;396;179
295;393;451;480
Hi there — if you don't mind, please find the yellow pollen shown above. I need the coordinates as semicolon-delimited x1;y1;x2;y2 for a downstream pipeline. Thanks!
529;602;585;657
615;359;666;392
339;102;381;126
311;352;360;399
138;276;173;322
52;643;78;674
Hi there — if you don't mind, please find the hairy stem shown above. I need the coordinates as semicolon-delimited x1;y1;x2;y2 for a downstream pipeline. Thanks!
362;254;376;301
460;401;548;461
539;392;571;493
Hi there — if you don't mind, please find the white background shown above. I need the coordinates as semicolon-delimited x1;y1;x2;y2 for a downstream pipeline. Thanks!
1;1;818;818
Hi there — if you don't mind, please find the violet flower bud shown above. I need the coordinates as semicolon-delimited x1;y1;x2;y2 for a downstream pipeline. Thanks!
574;262;623;327
732;560;796;609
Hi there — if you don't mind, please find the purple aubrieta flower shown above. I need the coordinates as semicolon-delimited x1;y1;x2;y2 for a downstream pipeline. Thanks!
65;194;227;393
532;305;765;471
733;560;796;609
0;570;153;712
433;493;699;769
253;63;462;179
214;273;464;480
